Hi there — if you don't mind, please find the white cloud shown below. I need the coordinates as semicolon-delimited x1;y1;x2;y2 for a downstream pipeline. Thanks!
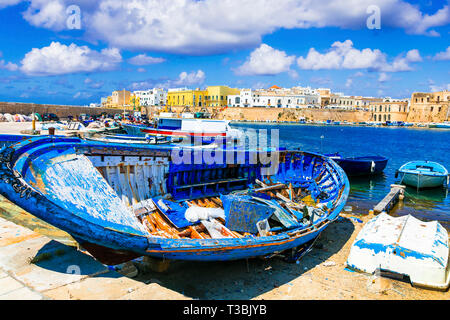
405;49;422;62
22;0;67;30
20;41;122;76
429;83;450;92
345;78;353;88
127;54;166;65
433;46;450;61
0;60;19;71
235;44;295;76
173;70;205;86
129;70;206;91
84;77;104;89
19;0;450;55
0;0;23;9
74;91;93;99
378;73;390;82
297;40;422;72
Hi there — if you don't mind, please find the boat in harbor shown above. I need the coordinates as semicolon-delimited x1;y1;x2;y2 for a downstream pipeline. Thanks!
0;136;349;265
326;153;388;177
396;161;449;189
122;116;242;143
432;122;450;129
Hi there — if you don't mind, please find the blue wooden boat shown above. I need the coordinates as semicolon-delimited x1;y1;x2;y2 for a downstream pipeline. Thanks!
0;134;33;149
326;153;388;176
0;136;349;265
396;161;449;189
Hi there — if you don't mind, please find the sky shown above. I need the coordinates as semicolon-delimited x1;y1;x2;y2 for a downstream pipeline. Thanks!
0;0;448;105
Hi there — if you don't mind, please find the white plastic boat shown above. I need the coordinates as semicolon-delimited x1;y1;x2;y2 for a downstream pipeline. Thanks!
347;213;449;291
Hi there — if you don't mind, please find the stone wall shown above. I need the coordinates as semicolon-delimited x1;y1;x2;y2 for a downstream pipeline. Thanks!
216;107;372;123
0;102;127;119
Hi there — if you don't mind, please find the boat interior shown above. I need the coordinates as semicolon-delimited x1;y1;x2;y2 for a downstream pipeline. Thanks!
4;137;348;243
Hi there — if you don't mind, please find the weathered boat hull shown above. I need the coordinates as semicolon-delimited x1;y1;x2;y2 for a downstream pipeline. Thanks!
0;136;349;263
347;213;449;291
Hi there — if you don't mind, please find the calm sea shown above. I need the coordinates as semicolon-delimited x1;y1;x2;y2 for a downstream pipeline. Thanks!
231;122;450;230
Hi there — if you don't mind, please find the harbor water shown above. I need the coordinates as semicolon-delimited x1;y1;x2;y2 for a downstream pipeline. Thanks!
232;122;450;230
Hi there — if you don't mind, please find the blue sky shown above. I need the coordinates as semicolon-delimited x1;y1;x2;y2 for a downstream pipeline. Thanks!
0;0;448;105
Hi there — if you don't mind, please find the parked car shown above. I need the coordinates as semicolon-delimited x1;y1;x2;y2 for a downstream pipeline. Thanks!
42;113;59;122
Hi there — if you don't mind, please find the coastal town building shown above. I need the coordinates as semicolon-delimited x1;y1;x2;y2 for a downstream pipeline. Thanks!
407;90;450;123
317;88;331;107
329;94;383;110
167;86;239;109
228;86;320;108
205;86;240;108
370;100;409;122
133;89;167;107
102;90;132;109
167;88;207;108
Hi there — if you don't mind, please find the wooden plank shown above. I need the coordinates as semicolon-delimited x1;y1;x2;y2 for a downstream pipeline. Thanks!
373;185;405;214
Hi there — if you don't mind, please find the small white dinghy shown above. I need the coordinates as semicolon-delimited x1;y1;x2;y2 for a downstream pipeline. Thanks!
347;213;449;291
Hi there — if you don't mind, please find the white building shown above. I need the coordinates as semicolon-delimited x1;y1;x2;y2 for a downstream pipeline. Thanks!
228;88;320;108
133;88;167;106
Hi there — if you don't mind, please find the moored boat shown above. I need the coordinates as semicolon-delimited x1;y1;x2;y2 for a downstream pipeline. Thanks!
434;122;450;129
396;161;449;189
0;136;349;265
326;153;388;176
122;116;242;143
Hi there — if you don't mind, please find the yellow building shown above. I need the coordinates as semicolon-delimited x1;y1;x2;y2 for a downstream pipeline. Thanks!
129;94;141;110
167;86;240;109
167;88;207;108
407;90;449;123
370;101;409;122
205;86;240;108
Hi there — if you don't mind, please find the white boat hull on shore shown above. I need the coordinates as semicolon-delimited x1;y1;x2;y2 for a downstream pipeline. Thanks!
347;213;450;291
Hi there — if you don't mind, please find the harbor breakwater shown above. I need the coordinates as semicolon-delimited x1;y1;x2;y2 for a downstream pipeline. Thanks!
0;102;120;119
0;102;377;123
161;106;372;123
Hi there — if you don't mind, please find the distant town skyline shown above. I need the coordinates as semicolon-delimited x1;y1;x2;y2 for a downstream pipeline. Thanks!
0;0;448;105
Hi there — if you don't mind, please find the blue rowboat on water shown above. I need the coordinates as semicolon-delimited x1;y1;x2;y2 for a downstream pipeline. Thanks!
326;153;388;177
396;161;449;189
0;136;349;265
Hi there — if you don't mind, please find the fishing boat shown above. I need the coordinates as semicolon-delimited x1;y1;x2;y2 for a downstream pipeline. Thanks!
396;161;449;189
0;134;32;149
122;116;242;143
434;122;450;129
83;132;175;145
326;153;388;176
0;136;349;265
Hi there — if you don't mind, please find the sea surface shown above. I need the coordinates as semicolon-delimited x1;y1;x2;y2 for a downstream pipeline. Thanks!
231;122;450;230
